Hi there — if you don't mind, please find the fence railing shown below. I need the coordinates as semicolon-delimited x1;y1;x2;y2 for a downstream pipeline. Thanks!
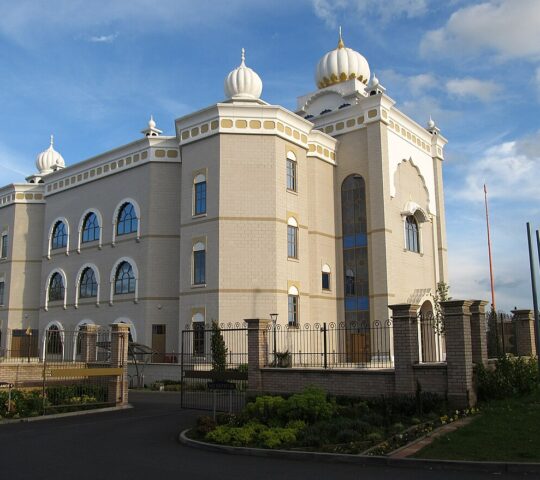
266;320;394;369
487;311;516;357
418;312;446;363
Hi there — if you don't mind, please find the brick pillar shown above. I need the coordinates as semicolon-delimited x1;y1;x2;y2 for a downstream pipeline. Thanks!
389;304;420;396
245;318;270;394
441;300;476;408
80;324;98;363
469;300;489;367
108;323;130;406
512;309;537;357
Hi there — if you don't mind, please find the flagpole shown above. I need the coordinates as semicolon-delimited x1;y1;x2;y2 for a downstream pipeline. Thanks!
484;184;496;311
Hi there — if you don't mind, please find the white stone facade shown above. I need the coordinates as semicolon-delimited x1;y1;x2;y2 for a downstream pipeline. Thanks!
0;36;448;359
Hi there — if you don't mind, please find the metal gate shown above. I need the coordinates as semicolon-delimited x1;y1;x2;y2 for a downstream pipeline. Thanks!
41;326;124;414
180;323;248;413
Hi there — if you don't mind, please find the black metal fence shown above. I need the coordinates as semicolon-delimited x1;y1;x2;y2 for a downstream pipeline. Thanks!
180;323;248;413
266;320;394;369
487;311;516;357
418;312;446;363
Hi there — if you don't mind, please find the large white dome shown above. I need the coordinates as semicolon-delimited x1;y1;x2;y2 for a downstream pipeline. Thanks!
315;30;370;89
36;135;65;174
224;48;263;100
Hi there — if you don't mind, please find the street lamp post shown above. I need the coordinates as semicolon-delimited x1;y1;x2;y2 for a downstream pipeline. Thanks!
270;313;278;367
25;326;32;363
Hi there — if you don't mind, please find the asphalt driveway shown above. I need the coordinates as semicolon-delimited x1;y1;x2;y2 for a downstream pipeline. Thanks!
0;391;531;480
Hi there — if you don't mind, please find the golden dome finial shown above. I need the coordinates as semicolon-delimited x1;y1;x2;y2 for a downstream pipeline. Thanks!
337;26;345;49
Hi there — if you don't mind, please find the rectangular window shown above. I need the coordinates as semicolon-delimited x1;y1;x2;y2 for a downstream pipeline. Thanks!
194;181;207;215
193;322;205;356
286;159;296;191
193;250;206;285
1;234;8;258
287;226;298;259
322;272;330;290
288;295;298;326
0;281;4;305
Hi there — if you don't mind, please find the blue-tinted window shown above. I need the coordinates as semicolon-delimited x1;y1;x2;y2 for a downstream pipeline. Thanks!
49;272;65;302
82;213;100;243
288;294;298;326
1;234;8;258
194;181;207;215
79;267;98;298
117;203;138;236
405;215;420;253
51;222;68;250
193;250;206;285
287;225;298;258
114;262;136;294
322;272;330;290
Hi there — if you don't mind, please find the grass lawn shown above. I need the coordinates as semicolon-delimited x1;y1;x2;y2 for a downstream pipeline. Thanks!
414;391;540;462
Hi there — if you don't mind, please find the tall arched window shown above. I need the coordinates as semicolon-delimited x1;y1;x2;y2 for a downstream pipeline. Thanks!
341;175;369;325
288;286;299;326
117;203;138;236
286;151;297;192
405;215;420;253
287;217;298;259
79;267;98;298
82;212;100;243
193;242;206;285
46;325;63;355
114;261;136;294
49;272;65;302
51;221;68;250
193;174;207;216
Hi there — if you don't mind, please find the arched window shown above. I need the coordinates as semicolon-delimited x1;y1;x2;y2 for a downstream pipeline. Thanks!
192;312;205;355
117;203;138;236
341;175;369;325
82;212;100;243
79;267;98;298
288;286;299;327
287;217;298;259
46;325;62;355
193;242;206;285
286;151;297;192
114;261;136;295
51;221;68;250
193;174;207;216
49;272;65;302
322;264;331;291
405;215;420;253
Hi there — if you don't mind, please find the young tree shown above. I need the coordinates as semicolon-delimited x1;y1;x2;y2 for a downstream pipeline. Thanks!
431;281;451;333
211;321;228;372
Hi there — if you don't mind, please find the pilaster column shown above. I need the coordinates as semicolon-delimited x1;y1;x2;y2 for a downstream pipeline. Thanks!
244;318;270;394
389;304;420;395
469;300;489;366
441;300;475;408
80;324;98;363
108;323;130;406
512;309;537;357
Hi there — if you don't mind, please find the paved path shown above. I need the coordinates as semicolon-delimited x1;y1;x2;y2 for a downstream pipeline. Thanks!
0;392;530;480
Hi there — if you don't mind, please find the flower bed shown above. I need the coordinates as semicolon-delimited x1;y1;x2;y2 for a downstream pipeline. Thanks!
189;387;478;455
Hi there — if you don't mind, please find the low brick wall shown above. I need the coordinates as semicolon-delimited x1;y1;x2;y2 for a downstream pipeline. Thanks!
0;364;46;387
127;363;182;387
258;364;449;398
260;368;394;398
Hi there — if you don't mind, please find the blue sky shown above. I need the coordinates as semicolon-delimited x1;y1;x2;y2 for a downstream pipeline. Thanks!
0;0;539;311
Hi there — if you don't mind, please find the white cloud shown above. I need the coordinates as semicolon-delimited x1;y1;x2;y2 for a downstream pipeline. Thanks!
420;0;540;60
311;0;429;28
445;78;501;102
0;142;30;184
88;33;118;43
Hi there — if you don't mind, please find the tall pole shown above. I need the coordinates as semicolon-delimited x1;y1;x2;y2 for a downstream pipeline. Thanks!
484;184;496;311
526;223;540;378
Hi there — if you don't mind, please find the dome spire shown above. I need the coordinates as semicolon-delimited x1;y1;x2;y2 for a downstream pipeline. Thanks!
50;134;54;147
337;26;345;49
241;47;246;65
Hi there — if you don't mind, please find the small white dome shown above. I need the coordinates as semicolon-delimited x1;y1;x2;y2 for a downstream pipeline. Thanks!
315;29;370;89
427;116;436;130
36;135;65;174
224;48;263;100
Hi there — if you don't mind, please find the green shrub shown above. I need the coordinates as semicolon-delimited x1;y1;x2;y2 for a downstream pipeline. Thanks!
284;387;335;423
258;426;297;449
476;356;539;401
243;395;287;424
